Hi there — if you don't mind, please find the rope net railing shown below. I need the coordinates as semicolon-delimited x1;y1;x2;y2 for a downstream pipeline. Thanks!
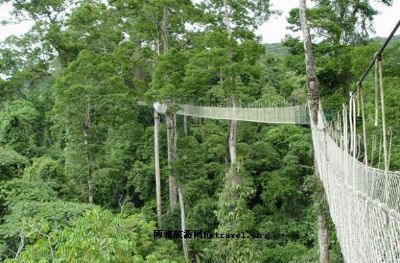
312;107;400;263
314;18;400;263
153;102;309;125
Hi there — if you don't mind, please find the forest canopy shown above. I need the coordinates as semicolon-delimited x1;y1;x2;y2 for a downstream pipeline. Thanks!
0;0;398;262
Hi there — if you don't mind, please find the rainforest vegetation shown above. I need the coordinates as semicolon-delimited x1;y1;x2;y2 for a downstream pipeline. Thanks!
0;0;399;262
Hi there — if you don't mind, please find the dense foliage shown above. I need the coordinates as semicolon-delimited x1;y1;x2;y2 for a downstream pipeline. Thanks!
0;0;398;262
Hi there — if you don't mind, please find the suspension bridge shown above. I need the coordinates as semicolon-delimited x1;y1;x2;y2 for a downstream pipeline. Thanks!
144;98;400;263
144;19;400;263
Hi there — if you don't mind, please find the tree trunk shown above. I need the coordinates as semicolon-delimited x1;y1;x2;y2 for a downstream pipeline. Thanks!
166;110;177;210
171;113;189;259
183;115;188;135
174;114;177;152
299;1;329;262
161;7;169;53
223;0;237;166
159;3;176;211
223;0;232;38
178;188;189;259
84;97;93;205
156;37;161;56
318;209;329;263
299;0;319;124
154;111;162;228
229;100;237;164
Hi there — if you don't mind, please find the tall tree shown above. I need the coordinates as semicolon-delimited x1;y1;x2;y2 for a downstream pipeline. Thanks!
289;0;393;45
223;0;238;165
153;110;162;228
122;1;194;257
286;0;392;114
197;0;275;164
299;1;328;262
128;0;194;211
213;164;258;262
0;0;78;65
53;51;137;204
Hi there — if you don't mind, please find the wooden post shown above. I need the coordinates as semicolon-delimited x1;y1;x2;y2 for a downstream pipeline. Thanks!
154;110;162;228
299;1;329;262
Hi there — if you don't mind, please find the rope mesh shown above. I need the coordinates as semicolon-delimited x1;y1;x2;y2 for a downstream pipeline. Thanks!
153;102;309;124
313;108;400;263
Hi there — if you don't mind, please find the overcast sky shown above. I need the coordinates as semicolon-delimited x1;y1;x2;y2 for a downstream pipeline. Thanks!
0;0;399;43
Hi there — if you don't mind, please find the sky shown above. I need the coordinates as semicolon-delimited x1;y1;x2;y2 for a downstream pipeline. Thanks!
0;0;399;43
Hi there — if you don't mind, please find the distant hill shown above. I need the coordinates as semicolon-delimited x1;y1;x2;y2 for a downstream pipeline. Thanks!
263;34;400;57
370;34;400;47
264;43;288;56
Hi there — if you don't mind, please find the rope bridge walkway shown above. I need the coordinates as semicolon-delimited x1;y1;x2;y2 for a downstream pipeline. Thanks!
152;102;309;125
145;100;400;262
